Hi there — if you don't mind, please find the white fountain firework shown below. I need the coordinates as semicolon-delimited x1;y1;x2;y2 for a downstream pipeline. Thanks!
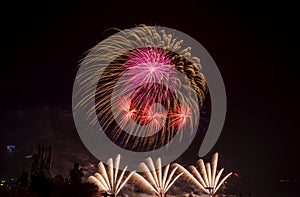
88;154;135;196
132;157;184;197
173;152;232;197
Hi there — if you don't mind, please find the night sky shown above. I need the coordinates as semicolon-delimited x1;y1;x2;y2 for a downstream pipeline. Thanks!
0;1;299;195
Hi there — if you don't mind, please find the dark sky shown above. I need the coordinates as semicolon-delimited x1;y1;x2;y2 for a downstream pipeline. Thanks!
0;0;299;195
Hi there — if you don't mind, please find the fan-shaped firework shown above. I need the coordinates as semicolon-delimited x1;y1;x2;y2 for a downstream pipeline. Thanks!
75;25;207;151
88;154;135;196
132;157;183;197
173;152;232;196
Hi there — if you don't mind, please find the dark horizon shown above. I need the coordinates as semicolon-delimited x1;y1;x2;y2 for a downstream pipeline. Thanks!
1;1;299;195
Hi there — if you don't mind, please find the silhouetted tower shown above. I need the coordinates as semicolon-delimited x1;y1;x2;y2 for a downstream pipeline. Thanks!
30;144;53;178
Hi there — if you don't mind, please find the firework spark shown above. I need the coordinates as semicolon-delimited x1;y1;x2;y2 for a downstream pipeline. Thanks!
88;154;135;196
132;157;183;197
173;152;232;196
117;97;137;125
169;104;192;130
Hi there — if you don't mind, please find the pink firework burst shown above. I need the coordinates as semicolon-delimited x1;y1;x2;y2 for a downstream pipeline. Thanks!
126;47;172;67
123;47;178;86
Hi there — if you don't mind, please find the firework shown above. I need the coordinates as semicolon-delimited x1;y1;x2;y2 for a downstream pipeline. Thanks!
75;25;207;151
169;104;192;129
173;152;232;196
132;157;183;197
88;154;135;196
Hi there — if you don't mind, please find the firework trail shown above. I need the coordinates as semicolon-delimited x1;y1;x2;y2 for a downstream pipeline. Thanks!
132;156;183;197
75;25;207;151
88;154;135;196
173;152;232;196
